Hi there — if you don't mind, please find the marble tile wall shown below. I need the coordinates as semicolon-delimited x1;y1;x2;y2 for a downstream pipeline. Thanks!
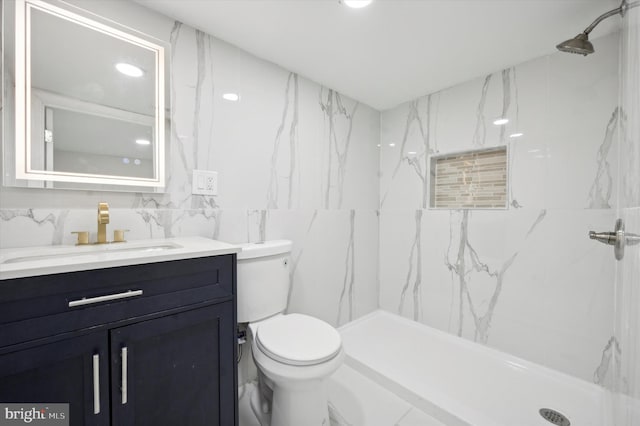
0;1;380;329
379;33;620;383
613;5;640;425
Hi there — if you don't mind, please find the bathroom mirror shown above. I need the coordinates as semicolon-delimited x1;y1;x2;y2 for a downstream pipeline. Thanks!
2;0;168;190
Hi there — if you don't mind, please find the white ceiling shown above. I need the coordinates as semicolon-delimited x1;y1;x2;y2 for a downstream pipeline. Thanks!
134;0;621;111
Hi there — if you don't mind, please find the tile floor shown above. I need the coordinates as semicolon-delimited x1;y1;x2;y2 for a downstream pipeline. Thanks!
238;364;445;426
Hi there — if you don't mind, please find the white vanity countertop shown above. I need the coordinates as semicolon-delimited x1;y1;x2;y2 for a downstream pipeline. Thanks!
0;237;241;280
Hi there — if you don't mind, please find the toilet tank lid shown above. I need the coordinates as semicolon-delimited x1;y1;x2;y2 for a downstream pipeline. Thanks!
237;240;292;260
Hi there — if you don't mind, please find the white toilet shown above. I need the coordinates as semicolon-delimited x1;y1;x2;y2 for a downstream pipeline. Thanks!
237;240;344;426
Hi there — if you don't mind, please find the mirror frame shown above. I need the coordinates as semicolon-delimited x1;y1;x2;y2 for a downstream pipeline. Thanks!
13;0;166;188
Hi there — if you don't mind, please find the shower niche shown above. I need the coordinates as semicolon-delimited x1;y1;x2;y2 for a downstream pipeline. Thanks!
429;146;508;209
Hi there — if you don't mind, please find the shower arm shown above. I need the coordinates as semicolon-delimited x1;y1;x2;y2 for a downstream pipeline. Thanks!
582;0;640;36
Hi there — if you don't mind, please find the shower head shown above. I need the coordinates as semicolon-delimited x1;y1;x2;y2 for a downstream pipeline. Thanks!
556;33;594;56
556;0;639;56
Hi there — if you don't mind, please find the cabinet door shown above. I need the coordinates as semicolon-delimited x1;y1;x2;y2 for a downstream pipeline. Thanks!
0;332;110;426
110;302;236;426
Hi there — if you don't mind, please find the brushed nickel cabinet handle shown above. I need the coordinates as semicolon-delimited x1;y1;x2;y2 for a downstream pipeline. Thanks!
68;290;143;307
93;354;100;414
121;347;128;405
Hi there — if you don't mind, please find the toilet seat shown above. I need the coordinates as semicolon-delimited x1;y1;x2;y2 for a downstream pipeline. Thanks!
255;313;342;366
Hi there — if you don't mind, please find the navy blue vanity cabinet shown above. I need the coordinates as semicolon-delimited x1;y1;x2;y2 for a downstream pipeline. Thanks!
0;331;110;425
0;255;238;426
109;302;235;426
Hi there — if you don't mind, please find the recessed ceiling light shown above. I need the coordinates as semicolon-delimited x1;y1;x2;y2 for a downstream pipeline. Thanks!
222;93;240;101
136;139;151;145
509;132;524;138
122;157;130;164
134;159;141;166
407;151;417;155
115;62;144;78
342;0;372;8
493;118;509;126
389;143;396;147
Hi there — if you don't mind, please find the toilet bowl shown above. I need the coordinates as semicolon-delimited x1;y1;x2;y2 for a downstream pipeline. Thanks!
237;241;344;426
248;313;344;425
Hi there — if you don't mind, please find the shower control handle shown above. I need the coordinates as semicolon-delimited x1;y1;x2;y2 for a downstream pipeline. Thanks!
589;219;639;261
589;231;617;245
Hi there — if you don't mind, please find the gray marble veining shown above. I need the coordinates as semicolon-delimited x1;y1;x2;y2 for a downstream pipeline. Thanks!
192;30;216;178
247;210;267;243
166;22;217;210
169;21;182;66
169;21;191;206
382;95;436;208
526;209;547;237
337;210;356;326
439;67;530;341
320;89;359;209
0;209;69;246
499;69;511;144
136;209;175;238
472;74;493;147
506;67;523;209
618;107;637;206
190;194;220;210
413;95;433;209
193;30;207;169
286;210;318;311
398;210;423;321
131;194;165;210
267;73;299;209
132;208;219;240
209;209;222;240
444;210;551;343
588;107;619;209
593;336;620;386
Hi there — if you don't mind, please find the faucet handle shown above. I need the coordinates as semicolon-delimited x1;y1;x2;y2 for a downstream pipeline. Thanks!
72;231;90;245
113;229;129;243
98;202;110;224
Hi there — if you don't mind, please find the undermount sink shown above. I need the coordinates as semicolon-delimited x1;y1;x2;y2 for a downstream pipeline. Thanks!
1;242;183;264
0;237;241;280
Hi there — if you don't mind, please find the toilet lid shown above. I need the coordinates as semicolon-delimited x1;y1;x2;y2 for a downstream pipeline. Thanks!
255;314;342;366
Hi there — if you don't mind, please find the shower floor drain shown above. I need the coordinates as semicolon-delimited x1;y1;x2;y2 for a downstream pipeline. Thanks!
539;408;570;426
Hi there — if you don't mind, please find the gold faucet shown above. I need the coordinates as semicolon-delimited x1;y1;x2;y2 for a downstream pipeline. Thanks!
97;202;110;244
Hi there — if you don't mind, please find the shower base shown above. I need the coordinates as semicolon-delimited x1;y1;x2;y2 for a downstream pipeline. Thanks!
337;310;610;426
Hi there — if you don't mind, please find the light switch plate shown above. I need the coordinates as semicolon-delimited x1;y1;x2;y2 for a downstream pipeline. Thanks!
192;170;218;196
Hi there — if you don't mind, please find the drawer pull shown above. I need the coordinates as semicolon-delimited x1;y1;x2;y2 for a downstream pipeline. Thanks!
68;290;143;307
93;354;100;414
121;347;128;405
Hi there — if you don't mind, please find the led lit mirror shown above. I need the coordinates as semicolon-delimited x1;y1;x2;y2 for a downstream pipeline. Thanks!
3;0;168;190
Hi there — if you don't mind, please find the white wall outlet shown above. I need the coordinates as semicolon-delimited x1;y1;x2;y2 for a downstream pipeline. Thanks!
192;170;218;196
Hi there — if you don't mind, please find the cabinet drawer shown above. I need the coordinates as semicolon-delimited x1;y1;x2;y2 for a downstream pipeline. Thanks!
0;255;235;349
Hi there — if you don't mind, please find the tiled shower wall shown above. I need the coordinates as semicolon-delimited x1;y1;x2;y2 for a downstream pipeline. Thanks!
613;5;640;425
0;0;380;329
379;33;620;383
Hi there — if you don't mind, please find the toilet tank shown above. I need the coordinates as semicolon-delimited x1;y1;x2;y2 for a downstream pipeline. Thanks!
236;240;292;323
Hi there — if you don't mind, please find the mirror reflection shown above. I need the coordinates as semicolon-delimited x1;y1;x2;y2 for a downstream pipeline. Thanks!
43;107;154;178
